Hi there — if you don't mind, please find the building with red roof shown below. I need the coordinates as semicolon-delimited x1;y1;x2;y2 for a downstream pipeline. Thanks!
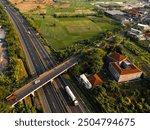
88;74;103;88
129;10;141;15
108;53;142;82
144;33;150;40
108;52;126;62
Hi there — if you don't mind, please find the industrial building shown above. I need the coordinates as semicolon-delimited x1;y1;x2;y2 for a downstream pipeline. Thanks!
105;10;127;21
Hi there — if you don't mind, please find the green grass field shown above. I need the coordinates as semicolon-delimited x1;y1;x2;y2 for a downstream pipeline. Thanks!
23;0;123;50
29;14;119;49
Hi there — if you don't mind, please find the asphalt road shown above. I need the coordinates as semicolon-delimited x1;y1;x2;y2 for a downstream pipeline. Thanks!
2;0;88;113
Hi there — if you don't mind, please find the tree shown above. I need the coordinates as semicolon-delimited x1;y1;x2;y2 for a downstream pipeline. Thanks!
71;64;82;76
81;48;106;74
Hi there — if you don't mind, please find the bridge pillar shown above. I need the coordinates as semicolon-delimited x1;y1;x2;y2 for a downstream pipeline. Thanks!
31;92;35;96
50;79;54;83
11;104;15;108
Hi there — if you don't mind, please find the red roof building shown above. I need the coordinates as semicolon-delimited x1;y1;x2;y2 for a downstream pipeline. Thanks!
144;33;150;40
88;74;103;88
108;54;142;82
129;10;141;15
108;52;126;62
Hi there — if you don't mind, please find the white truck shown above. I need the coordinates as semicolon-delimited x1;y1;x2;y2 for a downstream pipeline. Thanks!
65;86;79;106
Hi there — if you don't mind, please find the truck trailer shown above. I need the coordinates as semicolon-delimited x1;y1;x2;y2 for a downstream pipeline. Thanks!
65;86;79;106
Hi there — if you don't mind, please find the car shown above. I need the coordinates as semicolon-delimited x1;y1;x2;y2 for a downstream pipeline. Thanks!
34;80;40;84
27;31;31;34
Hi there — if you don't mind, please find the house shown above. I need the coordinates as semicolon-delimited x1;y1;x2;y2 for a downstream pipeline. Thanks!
107;52;126;64
108;53;142;82
144;33;150;40
129;28;142;35
105;10;127;21
79;74;92;89
88;74;103;88
128;28;145;40
128;10;142;17
137;23;150;30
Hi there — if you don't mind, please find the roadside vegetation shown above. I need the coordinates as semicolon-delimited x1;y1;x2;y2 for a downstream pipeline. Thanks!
0;5;30;112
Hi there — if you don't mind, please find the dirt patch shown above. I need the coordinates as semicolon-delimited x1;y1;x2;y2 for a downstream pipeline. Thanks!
10;0;54;4
16;4;45;11
9;0;53;12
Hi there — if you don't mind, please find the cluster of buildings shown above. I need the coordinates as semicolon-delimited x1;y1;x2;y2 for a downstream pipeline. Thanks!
77;2;148;89
128;27;150;40
78;52;142;89
104;5;150;41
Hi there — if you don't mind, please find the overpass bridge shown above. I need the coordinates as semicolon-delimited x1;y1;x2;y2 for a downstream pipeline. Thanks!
6;56;79;107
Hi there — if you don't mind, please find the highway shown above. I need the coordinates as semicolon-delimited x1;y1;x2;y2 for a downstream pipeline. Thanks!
6;56;78;106
1;0;89;113
1;0;66;113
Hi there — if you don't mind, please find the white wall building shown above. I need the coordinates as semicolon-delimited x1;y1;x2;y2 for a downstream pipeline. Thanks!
79;74;92;89
137;23;150;30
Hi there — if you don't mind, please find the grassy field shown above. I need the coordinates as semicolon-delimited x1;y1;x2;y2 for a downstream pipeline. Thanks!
17;59;28;80
29;14;119;49
10;0;122;50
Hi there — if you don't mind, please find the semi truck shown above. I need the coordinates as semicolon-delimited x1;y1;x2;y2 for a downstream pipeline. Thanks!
65;86;79;106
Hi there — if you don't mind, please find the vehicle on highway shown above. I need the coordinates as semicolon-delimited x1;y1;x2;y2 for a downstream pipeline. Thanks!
27;31;31;34
65;86;79;106
34;80;40;84
6;93;16;101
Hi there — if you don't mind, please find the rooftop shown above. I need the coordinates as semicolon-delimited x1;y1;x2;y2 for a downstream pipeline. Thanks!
138;23;150;27
108;52;126;62
80;74;92;88
129;10;141;15
88;74;103;88
110;62;142;75
105;10;125;15
144;33;150;37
